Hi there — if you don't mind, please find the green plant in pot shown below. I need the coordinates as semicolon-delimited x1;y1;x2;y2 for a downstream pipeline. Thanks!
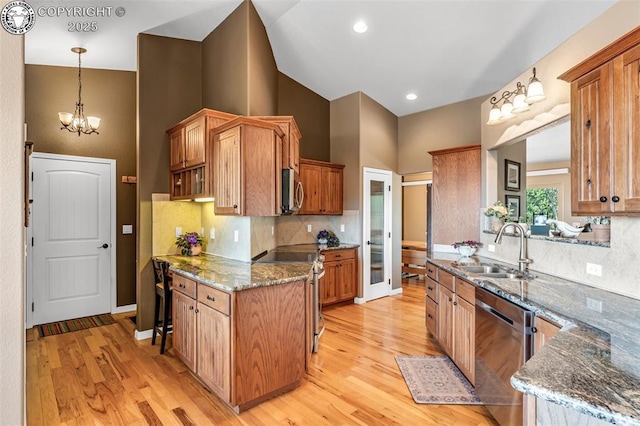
585;216;611;242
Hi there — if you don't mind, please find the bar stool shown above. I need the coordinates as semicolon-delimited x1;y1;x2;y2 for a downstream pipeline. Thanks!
151;259;173;354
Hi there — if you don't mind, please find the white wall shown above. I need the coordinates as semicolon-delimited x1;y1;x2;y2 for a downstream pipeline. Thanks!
0;32;25;424
479;2;640;300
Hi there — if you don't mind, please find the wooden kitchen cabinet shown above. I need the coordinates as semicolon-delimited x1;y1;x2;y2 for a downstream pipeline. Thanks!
166;108;237;200
425;262;438;337
299;158;344;215
211;117;284;216
432;267;475;384
320;248;357;307
560;27;640;215
171;272;307;412
252;116;301;174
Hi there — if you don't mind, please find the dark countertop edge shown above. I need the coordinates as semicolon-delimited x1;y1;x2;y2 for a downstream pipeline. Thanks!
426;253;638;426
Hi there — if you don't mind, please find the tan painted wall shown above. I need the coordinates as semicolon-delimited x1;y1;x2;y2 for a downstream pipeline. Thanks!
0;31;25;425
398;95;484;175
403;184;427;242
330;93;360;211
202;2;248;115
25;65;137;306
277;73;330;161
248;0;277;116
137;34;202;331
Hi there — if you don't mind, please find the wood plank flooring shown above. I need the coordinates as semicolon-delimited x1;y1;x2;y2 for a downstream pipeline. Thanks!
26;278;498;425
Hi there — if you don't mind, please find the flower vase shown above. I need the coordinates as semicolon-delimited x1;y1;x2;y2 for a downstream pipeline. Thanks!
592;224;610;242
318;238;328;247
457;246;476;257
189;245;201;256
490;217;505;232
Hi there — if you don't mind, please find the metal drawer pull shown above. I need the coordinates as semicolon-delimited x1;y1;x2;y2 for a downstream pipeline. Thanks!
207;295;216;302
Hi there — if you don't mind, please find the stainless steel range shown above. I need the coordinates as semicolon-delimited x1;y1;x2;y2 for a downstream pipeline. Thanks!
253;245;325;353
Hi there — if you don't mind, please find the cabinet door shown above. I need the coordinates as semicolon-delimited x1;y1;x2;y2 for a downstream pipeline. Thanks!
571;63;614;215
169;129;185;171
184;116;206;168
617;44;640;213
320;261;338;305
337;258;356;301
196;303;231;402
290;132;300;174
172;291;196;371
322;167;343;214
453;296;475;385
213;127;241;215
436;285;454;358
299;163;322;214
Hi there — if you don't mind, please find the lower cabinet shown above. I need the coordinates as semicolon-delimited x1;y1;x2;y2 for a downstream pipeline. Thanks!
431;266;475;384
320;248;357;307
171;273;307;411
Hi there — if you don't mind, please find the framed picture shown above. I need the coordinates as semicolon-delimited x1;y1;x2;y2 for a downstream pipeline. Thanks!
505;159;521;191
505;194;521;219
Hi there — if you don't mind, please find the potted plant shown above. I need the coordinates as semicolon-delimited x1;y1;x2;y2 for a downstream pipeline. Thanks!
451;240;482;257
484;201;509;232
175;231;203;256
317;229;340;247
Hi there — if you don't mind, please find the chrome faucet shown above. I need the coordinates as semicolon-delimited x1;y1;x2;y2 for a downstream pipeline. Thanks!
494;223;532;273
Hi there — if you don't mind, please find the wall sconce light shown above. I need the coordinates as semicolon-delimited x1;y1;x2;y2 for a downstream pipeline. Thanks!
487;67;546;125
58;47;101;136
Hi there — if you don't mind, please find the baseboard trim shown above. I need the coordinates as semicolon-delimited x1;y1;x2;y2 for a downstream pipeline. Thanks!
354;297;366;304
390;287;403;296
112;304;136;314
134;328;153;341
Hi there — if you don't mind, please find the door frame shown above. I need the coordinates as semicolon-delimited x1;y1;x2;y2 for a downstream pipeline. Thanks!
360;167;393;302
26;152;117;328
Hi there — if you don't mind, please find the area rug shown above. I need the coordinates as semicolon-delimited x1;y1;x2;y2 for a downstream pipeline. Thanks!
36;313;116;337
395;355;482;404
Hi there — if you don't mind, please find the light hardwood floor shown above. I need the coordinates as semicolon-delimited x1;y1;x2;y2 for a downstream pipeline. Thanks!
26;278;498;425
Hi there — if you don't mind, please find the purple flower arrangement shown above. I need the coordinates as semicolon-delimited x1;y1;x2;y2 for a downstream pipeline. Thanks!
175;231;203;256
451;240;482;249
317;229;340;247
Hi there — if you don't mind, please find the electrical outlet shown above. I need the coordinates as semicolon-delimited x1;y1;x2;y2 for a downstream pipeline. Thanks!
175;227;182;237
586;263;602;277
307;224;312;233
271;226;274;236
210;228;215;240
586;297;603;313
234;230;239;242
200;227;204;237
340;224;345;233
488;244;495;252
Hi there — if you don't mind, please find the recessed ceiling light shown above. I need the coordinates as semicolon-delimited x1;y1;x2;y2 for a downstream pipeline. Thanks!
353;21;368;33
406;93;418;100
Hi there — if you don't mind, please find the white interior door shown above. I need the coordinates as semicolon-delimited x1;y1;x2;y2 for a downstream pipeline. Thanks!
31;154;114;325
363;168;392;302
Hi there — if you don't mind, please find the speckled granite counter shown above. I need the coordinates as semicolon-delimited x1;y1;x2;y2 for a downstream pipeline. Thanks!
427;252;640;425
155;253;314;292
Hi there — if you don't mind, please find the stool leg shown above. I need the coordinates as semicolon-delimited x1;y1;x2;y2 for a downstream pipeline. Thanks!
152;292;160;345
160;295;171;354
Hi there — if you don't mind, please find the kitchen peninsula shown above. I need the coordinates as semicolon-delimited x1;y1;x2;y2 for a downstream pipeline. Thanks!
154;253;314;412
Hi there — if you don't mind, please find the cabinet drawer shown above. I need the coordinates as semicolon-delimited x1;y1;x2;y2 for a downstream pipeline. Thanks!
197;284;231;316
322;248;355;262
456;279;475;304
426;262;438;281
438;269;455;292
426;277;438;302
426;295;437;335
173;274;196;298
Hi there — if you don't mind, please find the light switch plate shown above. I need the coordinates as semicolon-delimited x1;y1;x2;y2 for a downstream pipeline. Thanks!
271;226;274;236
122;224;133;234
175;227;182;237
200;227;204;237
340;224;345;233
307;224;312;233
488;244;495;252
234;230;239;242
586;263;602;276
210;228;215;240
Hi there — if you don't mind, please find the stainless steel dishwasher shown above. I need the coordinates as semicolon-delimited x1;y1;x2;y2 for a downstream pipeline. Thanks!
475;287;534;426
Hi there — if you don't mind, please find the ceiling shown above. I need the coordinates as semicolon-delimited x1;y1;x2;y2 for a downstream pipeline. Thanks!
25;0;616;116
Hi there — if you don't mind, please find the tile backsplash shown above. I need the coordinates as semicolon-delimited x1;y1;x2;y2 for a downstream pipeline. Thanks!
477;216;640;300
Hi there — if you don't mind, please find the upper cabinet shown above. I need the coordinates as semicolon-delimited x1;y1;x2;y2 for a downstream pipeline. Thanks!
211;117;284;216
298;158;344;215
166;109;237;200
252;116;301;174
560;26;640;215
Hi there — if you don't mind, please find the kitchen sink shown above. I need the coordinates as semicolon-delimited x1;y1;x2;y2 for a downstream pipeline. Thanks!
477;272;526;279
457;265;502;273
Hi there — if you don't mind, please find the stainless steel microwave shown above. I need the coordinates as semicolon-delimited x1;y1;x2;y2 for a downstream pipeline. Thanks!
282;168;304;214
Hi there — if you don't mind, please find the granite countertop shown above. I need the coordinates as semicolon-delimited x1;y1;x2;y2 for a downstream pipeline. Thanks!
426;252;640;426
320;243;360;251
155;253;314;293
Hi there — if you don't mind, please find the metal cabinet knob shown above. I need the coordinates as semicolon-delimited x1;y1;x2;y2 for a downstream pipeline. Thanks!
599;196;608;203
612;195;620;203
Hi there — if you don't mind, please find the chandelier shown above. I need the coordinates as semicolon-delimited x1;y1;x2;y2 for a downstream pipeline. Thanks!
58;47;100;136
486;67;546;125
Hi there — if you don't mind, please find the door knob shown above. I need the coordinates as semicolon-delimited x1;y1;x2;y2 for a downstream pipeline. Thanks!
98;243;109;249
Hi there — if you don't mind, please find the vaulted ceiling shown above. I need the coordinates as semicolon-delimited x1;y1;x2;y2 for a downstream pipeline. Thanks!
25;0;616;116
